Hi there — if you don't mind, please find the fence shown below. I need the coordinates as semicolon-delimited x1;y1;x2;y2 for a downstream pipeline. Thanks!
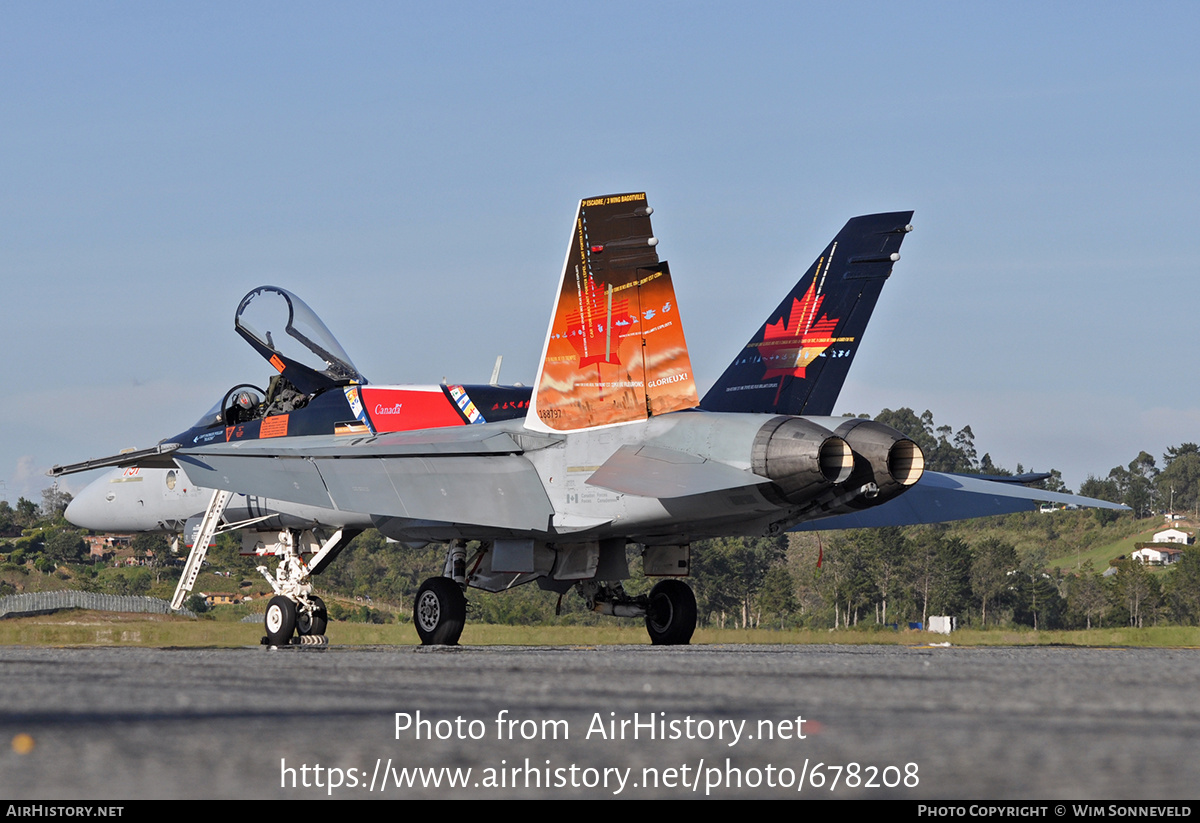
0;590;196;619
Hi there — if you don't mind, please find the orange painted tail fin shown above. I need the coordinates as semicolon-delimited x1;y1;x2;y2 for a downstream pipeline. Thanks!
527;193;698;433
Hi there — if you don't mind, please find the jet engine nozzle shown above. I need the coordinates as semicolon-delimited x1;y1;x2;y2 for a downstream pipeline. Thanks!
833;419;925;506
752;417;854;503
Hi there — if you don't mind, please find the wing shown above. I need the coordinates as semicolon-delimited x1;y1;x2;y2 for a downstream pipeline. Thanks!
701;211;913;416
791;470;1128;531
172;426;557;535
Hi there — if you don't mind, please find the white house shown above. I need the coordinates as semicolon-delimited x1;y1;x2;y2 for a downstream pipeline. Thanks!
1132;546;1184;565
1152;528;1191;544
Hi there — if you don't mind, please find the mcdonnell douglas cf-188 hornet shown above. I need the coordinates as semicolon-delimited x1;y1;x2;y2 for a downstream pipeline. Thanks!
60;199;910;574
52;193;1125;646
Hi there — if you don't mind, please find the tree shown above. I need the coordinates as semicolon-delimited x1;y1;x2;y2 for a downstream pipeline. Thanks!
757;567;797;628
1031;469;1069;494
871;408;982;473
952;425;979;471
111;567;152;596
1164;548;1200;624
971;538;1017;627
1156;445;1200;514
692;536;786;628
909;530;971;626
862;527;911;625
40;486;73;519
129;533;179;582
979;453;1013;475
873;408;937;457
1010;548;1064;630
817;532;875;628
1064;569;1109;629
0;501;17;537
1108;452;1159;517
1111;558;1160;628
1079;475;1120;502
14;498;39;529
43;528;87;563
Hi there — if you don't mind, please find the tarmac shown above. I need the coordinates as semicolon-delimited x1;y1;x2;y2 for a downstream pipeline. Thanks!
1;643;1197;799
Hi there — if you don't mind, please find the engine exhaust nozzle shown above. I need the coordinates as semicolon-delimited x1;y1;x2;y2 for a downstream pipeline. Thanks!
752;417;854;504
833;418;925;504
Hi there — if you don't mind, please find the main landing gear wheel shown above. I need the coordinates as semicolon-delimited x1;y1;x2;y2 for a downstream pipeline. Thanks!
265;595;297;646
414;577;466;646
297;595;327;637
645;580;697;646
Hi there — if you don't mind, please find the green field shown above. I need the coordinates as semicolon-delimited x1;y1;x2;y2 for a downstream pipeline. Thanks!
1045;521;1178;573
3;611;1198;648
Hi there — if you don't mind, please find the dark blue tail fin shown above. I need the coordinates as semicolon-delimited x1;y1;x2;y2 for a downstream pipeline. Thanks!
699;211;913;416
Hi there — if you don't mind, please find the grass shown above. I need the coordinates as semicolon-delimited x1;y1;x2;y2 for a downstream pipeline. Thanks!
2;611;1199;648
1046;521;1174;573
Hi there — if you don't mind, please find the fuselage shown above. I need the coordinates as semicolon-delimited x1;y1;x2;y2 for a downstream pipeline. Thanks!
67;382;533;535
173;408;923;546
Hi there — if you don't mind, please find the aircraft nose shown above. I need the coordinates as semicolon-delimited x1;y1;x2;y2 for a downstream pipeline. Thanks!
65;472;124;531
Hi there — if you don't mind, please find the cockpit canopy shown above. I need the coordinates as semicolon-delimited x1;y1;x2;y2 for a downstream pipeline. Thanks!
235;286;366;393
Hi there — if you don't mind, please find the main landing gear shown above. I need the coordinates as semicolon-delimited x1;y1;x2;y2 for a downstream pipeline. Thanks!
411;540;697;647
578;578;697;646
644;579;697;646
413;578;466;646
413;539;468;646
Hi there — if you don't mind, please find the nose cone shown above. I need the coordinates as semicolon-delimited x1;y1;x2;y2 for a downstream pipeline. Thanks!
65;473;116;530
65;468;148;531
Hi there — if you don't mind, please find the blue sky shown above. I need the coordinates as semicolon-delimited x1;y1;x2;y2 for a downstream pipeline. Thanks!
3;2;1199;501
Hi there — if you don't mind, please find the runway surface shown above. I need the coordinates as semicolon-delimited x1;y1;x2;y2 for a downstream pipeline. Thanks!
1;643;1197;799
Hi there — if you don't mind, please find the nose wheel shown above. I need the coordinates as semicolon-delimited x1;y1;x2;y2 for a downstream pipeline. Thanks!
297;595;328;637
265;596;298;646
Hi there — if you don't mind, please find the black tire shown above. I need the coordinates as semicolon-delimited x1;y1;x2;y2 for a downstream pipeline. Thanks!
645;579;697;646
298;595;328;636
413;577;466;646
265;596;297;646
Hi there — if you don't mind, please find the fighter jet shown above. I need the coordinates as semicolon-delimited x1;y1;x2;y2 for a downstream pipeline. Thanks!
53;193;1125;647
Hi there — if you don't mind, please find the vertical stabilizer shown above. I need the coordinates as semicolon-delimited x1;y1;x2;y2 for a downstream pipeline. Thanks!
527;193;699;433
700;211;913;416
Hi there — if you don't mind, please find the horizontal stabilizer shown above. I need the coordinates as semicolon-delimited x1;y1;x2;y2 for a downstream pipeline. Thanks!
586;444;767;498
943;471;1053;485
791;470;1128;531
702;211;913;417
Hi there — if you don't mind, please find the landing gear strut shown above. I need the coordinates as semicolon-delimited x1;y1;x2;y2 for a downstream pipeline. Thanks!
411;540;697;647
255;530;347;646
168;487;356;648
578;578;698;645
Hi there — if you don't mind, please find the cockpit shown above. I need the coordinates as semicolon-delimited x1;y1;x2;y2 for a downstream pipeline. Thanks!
193;286;368;431
235;286;364;387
